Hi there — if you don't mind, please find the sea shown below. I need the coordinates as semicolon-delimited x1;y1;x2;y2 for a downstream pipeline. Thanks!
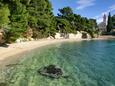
0;40;115;86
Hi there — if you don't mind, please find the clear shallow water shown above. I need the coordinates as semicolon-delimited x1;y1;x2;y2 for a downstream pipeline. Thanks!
1;40;115;86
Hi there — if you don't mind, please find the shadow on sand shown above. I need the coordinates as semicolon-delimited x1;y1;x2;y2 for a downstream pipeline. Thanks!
0;43;9;48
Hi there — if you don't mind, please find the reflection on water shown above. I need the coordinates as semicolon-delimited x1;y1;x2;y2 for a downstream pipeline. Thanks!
1;40;115;86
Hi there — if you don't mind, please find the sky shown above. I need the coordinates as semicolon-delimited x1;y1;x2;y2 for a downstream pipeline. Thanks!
50;0;115;23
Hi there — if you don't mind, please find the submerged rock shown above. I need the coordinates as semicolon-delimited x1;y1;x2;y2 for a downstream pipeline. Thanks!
38;65;63;79
0;82;8;86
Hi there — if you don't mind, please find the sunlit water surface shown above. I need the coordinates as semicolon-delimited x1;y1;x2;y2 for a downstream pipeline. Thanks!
1;40;115;86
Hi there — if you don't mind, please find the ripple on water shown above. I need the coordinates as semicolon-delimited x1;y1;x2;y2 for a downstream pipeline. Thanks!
1;40;115;86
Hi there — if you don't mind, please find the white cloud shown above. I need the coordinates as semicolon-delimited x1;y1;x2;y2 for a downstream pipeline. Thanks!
76;0;95;10
94;4;115;24
109;4;115;11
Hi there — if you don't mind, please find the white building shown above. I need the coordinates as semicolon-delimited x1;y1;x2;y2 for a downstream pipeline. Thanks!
98;14;107;33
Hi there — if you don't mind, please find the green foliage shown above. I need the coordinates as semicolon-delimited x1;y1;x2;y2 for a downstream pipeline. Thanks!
58;7;73;17
57;7;97;37
0;5;10;28
3;0;28;42
56;17;72;33
27;0;55;38
107;12;112;32
0;0;56;42
111;15;115;29
0;0;98;42
10;0;28;32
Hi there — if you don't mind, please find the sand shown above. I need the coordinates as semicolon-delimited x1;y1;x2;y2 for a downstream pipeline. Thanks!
0;39;84;65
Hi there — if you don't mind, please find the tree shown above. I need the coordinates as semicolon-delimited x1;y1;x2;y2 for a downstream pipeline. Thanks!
111;15;115;29
56;6;98;37
58;7;73;17
107;12;112;32
0;0;98;42
89;19;97;30
0;4;10;28
56;17;72;33
2;0;28;42
0;0;56;41
58;7;76;33
10;0;28;31
27;0;55;38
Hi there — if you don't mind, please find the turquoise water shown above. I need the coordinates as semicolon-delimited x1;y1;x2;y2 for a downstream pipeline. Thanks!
1;40;115;86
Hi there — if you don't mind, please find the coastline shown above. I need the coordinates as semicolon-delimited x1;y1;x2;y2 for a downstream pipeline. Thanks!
0;36;115;66
93;35;115;40
0;39;83;66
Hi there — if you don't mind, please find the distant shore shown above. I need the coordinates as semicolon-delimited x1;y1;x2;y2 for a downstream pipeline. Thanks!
94;35;115;40
0;36;115;67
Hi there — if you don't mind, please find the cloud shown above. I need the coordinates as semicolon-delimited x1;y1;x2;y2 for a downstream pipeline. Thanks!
94;4;115;23
109;4;115;11
76;0;95;10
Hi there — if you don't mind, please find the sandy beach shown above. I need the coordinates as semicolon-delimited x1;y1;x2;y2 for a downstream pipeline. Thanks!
0;36;115;66
0;39;85;66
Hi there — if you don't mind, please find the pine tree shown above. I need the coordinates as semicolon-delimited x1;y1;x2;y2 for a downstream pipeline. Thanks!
112;15;115;29
107;12;112;32
10;0;28;32
27;0;55;38
3;0;28;42
0;3;10;29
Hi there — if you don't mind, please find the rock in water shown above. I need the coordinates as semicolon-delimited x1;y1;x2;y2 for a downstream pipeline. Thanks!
38;65;63;79
0;82;8;86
